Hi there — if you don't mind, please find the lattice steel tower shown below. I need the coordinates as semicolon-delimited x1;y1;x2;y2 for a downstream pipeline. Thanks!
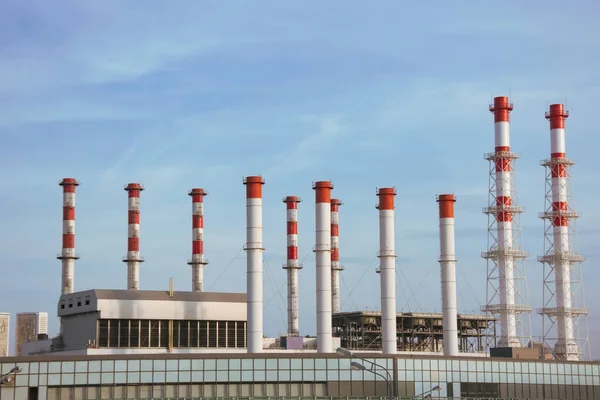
537;104;589;361
482;96;532;348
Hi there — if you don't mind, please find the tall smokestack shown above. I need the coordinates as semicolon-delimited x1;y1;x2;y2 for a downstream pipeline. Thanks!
188;188;208;292
330;198;343;314
313;181;334;353
57;178;79;295
377;187;397;354
283;196;302;336
123;183;144;290
437;194;459;356
483;96;531;348
244;176;265;353
538;104;588;361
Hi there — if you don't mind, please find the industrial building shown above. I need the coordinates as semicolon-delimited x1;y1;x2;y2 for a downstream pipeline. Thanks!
1;99;598;399
0;313;9;358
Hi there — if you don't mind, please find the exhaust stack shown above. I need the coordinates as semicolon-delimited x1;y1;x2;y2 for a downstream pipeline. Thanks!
57;178;79;295
283;196;302;336
244;176;265;353
377;187;397;354
313;181;334;353
188;188;208;292
330;198;343;314
123;183;144;290
437;194;459;356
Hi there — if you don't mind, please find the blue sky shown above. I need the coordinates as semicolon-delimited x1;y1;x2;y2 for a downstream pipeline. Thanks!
0;1;599;357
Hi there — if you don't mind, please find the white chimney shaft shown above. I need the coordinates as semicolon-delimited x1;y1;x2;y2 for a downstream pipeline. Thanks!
313;181;334;353
437;194;459;356
244;176;265;353
377;187;397;354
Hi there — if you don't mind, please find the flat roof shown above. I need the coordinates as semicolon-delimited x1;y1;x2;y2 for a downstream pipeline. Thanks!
61;289;246;303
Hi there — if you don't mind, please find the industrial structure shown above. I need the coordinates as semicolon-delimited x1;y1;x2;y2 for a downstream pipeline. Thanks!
15;312;47;357
538;104;590;361
282;196;302;337
0;313;9;357
330;198;343;314
187;188;208;292
123;183;144;291
482;96;532;348
57;178;79;295
1;97;596;399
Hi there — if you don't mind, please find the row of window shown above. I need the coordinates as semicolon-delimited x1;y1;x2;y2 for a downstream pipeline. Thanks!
97;319;246;348
59;295;91;309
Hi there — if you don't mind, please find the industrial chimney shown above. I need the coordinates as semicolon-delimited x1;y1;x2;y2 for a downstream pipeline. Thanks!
244;176;265;353
58;178;79;295
313;181;334;353
282;196;302;336
376;187;397;354
188;188;208;292
538;104;589;361
437;194;459;356
330;198;343;314
123;183;144;290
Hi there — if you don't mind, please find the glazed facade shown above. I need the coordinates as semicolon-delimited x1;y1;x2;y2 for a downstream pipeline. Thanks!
0;353;598;399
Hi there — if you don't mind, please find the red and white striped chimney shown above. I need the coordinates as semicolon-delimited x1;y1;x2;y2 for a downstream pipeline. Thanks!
244;176;265;353
188;188;208;292
283;196;302;336
123;183;144;290
330;198;343;314
437;194;459;356
377;187;397;354
313;181;334;353
58;178;79;295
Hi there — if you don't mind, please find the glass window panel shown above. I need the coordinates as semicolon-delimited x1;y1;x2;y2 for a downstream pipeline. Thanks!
422;359;430;370
127;360;140;372
327;358;338;370
153;359;166;371
216;359;228;370
230;370;241;381
216;371;228;382
29;363;39;374
302;370;314;381
406;359;414;370
423;371;430;381
468;372;476;382
241;371;253;382
452;360;460;370
38;362;48;374
230;359;241;370
315;359;326;370
266;359;278;370
17;363;29;374
543;363;550;374
291;358;302;370
204;370;216;382
141;359;153;371
397;358;406;370
73;373;87;385
205;359;216;370
278;370;290;381
278;358;290;370
166;371;178;382
48;374;60;385
179;370;191;383
140;371;153;383
101;360;114;372
75;361;87;373
15;374;28;386
115;360;127;372
191;359;203;370
413;359;421;370
241;359;253;370
514;362;521;373
115;372;127;384
573;374;580;385
166;360;178;371
339;358;350;371
48;362;61;373
59;361;73;373
179;359;191;371
253;359;265;369
89;373;101;385
591;364;599;376
254;370;265;381
191;371;203;382
60;374;74;385
88;361;101;373
38;374;47;386
101;372;114;384
266;370;277;381
340;369;350;380
291;370;302;380
315;370;326;380
460;360;468;371
153;371;166;383
29;375;38;387
302;358;314;369
438;371;446;382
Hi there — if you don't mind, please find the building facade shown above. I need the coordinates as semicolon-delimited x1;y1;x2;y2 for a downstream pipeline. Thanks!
16;313;48;357
0;352;598;400
0;313;9;357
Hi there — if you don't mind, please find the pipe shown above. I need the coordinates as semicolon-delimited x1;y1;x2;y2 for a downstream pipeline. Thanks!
123;183;144;290
57;178;79;295
188;188;208;292
377;187;397;354
313;181;334;353
437;194;459;356
283;196;302;336
244;176;265;353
